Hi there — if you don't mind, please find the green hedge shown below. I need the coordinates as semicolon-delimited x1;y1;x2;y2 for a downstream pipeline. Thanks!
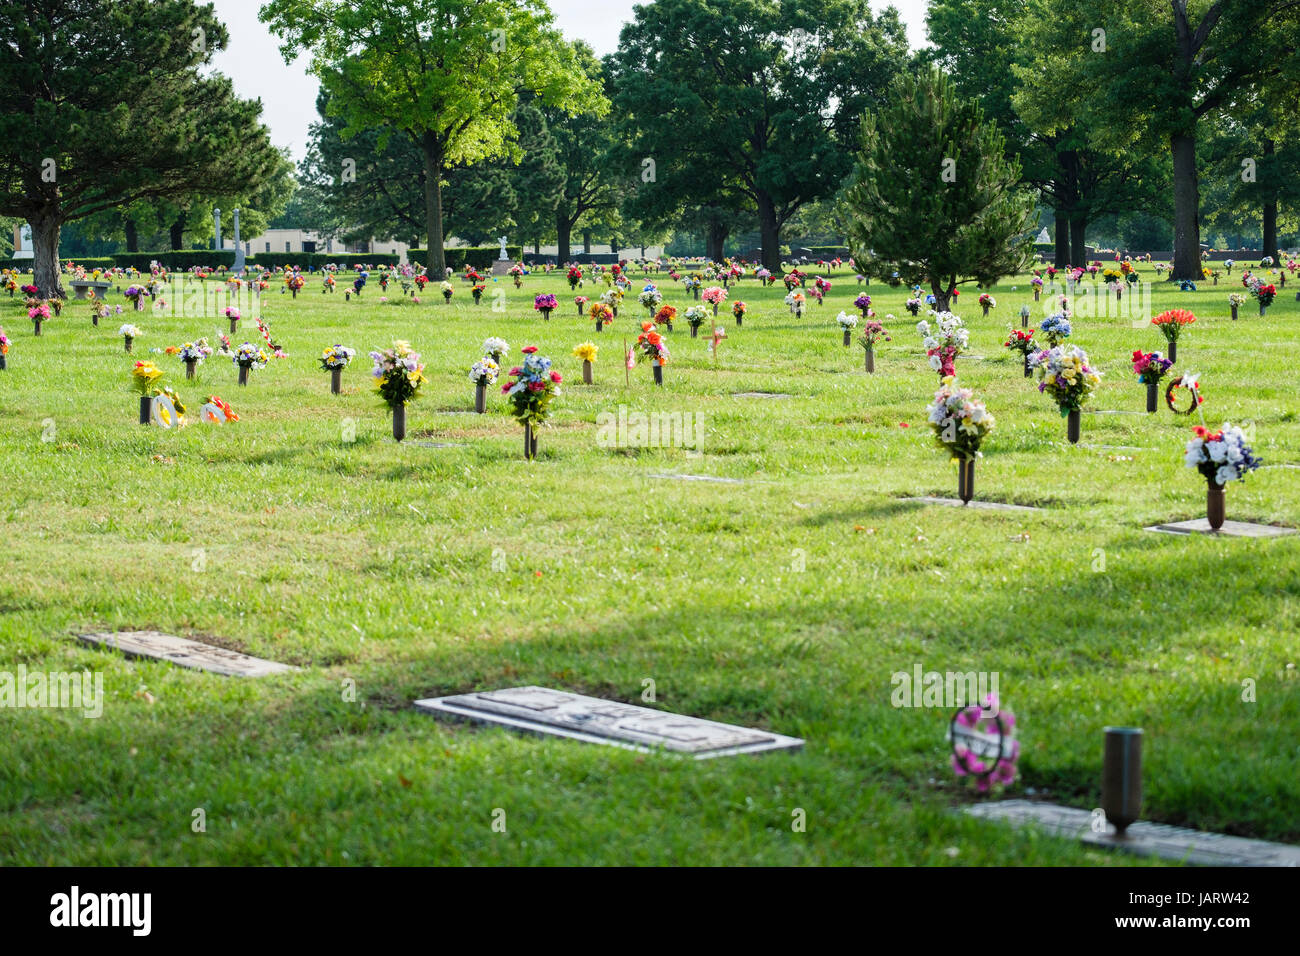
64;257;117;270
410;246;521;270
0;258;33;272
252;251;399;269
111;251;237;270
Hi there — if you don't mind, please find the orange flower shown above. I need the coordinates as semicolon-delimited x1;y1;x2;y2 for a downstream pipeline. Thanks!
1152;309;1195;326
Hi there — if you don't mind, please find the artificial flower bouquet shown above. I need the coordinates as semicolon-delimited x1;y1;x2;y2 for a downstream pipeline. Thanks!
566;265;583;289
978;292;996;314
636;322;670;365
320;344;356;371
1030;344;1101;414
534;293;558;318
655;304;679;329
482;337;510;363
1039;312;1071;346
469;357;500;386
502;346;561;457
588;302;613;329
732;300;747;324
702;286;727;312
370;341;425;407
1151;308;1195;344
573;341;597;383
683;305;708;331
917;312;968;377
638;286;662;311
951;696;1018;793
927;377;995;461
1131;350;1173;385
440;281;454;302
1185;423;1260;487
853;293;872;316
1003;328;1035;357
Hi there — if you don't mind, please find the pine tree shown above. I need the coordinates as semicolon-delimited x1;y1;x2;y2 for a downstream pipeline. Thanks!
844;67;1034;311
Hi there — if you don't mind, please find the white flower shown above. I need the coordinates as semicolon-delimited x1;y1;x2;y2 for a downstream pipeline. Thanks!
928;354;942;370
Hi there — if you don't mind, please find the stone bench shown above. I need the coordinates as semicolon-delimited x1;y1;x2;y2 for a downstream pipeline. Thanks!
68;280;113;300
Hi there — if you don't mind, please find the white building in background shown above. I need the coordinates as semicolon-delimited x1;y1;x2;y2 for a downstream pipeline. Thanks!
224;228;412;263
11;223;33;259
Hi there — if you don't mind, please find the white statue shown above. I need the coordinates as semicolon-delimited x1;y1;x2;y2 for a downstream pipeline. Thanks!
497;236;508;260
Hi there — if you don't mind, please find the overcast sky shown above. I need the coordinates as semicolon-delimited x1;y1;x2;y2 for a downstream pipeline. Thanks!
209;0;931;163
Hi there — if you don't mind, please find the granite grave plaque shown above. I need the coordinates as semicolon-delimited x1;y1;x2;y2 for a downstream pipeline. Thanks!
78;630;298;677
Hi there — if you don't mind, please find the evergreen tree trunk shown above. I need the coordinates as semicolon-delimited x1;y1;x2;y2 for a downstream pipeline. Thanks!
124;219;139;253
170;212;186;251
757;191;782;274
707;220;729;262
556;214;572;263
1170;132;1202;280
1070;219;1087;266
420;133;447;279
582;229;591;255
1054;215;1070;269
30;210;64;298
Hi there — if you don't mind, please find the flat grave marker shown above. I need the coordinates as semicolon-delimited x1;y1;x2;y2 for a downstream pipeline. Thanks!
966;800;1300;867
1144;518;1296;538
78;630;298;677
732;391;793;399
414;685;803;759
899;496;1042;513
648;472;745;484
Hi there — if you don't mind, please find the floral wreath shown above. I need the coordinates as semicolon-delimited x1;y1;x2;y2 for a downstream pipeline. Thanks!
1165;374;1204;415
948;695;1018;792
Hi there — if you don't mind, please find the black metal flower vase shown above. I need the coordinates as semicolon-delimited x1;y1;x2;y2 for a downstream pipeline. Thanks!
1145;382;1157;413
1207;481;1226;530
92;314;98;327
524;422;537;460
33;320;42;336
238;365;249;386
957;458;975;503
842;329;851;347
541;309;551;321
1102;727;1143;837
1033;289;1040;301
690;325;698;338
392;404;406;442
1023;355;1031;378
652;363;663;386
186;359;197;380
712;304;718;317
1231;305;1238;320
1021;314;1028;328
331;367;342;394
1067;409;1080;444
582;360;593;385
124;336;132;353
230;318;238;334
1260;303;1267;316
864;347;875;373
139;395;152;425
0;354;6;371
735;315;742;327
1167;340;1177;363
474;382;487;413
981;304;990;317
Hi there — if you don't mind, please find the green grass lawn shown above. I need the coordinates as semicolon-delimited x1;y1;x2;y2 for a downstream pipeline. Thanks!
0;262;1297;865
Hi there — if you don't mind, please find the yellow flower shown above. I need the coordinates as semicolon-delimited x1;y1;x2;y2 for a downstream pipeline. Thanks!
941;375;955;385
572;342;598;362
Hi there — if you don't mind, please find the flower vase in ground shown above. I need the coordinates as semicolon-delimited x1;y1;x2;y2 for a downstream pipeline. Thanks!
864;346;874;373
139;395;152;425
596;320;605;332
582;359;593;384
523;422;537;460
392;404;406;442
238;366;248;386
1260;303;1266;316
653;362;663;386
33;319;41;336
957;458;975;503
1146;382;1158;413
185;359;197;380
474;382;487;414
1207;481;1225;529
843;328;851;346
331;368;342;394
1067;409;1080;444
1033;288;1040;301
1231;304;1238;320
230;317;238;334
1168;340;1177;363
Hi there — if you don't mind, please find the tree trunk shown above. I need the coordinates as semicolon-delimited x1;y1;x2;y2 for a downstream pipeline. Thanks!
556;214;572;263
706;220;729;262
1070;219;1086;266
1054;215;1070;269
533;238;540;255
756;191;782;274
930;279;951;313
582;229;592;255
30;211;64;299
1170;132;1201;280
124;219;139;253
170;212;186;251
420;133;447;279
610;237;619;256
1261;140;1278;262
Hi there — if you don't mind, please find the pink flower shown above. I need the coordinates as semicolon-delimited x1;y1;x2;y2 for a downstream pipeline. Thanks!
509;367;522;376
550;371;562;383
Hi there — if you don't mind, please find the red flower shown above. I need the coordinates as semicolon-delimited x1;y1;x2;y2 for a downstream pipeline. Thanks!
521;345;538;354
550;371;562;383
